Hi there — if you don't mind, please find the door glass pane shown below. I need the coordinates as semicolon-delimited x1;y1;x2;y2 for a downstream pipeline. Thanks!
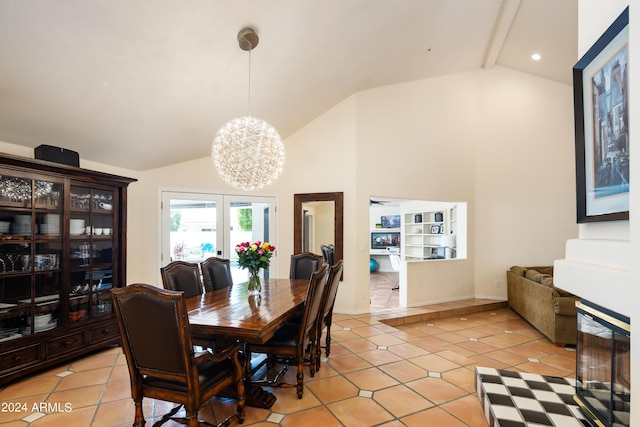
227;199;274;283
0;177;63;339
0;175;32;207
168;199;219;263
70;186;115;319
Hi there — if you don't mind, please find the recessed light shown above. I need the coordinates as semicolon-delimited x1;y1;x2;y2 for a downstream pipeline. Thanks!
531;53;542;61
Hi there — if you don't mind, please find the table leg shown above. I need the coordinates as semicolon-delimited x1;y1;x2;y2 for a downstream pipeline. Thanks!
220;344;277;408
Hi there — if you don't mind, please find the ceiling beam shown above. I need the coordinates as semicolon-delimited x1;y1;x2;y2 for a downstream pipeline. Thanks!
483;0;521;69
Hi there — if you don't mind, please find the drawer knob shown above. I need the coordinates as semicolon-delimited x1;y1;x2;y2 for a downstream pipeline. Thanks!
63;341;71;346
103;329;110;334
14;356;21;362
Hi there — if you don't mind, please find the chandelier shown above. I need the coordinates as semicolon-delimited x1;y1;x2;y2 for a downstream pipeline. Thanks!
212;27;286;191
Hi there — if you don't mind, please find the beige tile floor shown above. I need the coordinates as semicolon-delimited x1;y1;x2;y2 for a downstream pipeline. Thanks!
0;298;577;427
370;272;399;311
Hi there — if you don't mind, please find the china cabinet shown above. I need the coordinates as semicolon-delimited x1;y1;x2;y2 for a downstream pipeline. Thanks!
0;153;135;385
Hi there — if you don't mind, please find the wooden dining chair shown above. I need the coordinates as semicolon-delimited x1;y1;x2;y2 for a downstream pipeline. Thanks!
160;261;203;298
315;259;344;372
249;263;329;399
289;252;323;280
111;284;245;427
201;257;233;292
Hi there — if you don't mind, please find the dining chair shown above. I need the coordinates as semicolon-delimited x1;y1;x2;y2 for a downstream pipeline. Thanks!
201;257;233;292
249;263;329;399
111;283;245;427
289;252;323;280
315;259;344;372
160;261;203;298
320;244;335;266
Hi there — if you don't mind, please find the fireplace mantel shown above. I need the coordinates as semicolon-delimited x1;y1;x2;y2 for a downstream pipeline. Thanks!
554;238;632;318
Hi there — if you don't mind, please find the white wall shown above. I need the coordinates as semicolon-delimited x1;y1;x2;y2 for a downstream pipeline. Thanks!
629;4;639;425
475;66;578;296
353;66;576;306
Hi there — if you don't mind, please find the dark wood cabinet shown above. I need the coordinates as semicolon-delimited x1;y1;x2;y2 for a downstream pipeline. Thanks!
0;153;135;385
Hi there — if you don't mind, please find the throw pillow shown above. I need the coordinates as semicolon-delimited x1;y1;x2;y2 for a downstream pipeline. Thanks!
540;275;554;286
525;269;543;283
510;266;528;276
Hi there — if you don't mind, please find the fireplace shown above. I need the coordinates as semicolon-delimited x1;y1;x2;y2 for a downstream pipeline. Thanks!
575;300;630;427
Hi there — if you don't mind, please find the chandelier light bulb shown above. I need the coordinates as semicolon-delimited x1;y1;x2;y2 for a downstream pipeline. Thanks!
212;116;286;191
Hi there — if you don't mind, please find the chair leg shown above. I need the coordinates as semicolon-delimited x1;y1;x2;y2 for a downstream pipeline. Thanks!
296;360;304;399
315;335;322;372
133;397;145;427
236;362;246;424
308;341;316;378
325;325;332;357
185;409;199;427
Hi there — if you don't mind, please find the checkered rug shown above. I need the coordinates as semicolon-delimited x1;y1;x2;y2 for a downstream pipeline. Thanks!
475;366;591;427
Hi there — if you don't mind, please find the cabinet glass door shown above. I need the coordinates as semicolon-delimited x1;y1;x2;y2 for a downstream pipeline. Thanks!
0;176;63;340
69;186;114;321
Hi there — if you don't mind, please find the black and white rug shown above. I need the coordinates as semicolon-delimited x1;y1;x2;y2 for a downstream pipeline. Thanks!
475;366;591;427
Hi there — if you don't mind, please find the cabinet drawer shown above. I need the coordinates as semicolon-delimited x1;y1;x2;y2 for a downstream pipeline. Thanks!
90;322;120;344
46;331;85;357
0;344;41;372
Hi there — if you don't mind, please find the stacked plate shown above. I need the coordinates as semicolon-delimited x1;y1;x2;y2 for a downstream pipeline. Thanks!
70;219;85;235
39;214;60;235
22;320;57;335
22;313;57;334
11;215;32;234
27;312;51;326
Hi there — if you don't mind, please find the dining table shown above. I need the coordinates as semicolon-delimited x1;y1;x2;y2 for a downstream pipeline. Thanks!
185;277;309;408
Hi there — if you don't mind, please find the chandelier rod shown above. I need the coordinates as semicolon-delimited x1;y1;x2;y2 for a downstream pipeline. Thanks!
247;45;252;117
238;27;259;117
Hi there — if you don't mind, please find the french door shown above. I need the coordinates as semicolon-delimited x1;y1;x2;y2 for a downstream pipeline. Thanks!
160;191;278;282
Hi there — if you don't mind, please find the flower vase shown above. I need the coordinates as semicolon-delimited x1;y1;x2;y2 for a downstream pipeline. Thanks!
247;269;262;295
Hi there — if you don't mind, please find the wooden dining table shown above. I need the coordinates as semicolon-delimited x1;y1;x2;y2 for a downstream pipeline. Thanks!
185;278;309;408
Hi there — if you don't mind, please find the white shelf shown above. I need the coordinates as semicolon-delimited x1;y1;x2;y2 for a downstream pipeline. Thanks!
403;210;452;259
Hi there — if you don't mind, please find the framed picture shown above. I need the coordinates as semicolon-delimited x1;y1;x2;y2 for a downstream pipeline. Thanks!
574;7;629;223
430;225;441;234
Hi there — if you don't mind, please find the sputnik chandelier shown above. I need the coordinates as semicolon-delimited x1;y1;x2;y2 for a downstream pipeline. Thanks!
212;27;285;191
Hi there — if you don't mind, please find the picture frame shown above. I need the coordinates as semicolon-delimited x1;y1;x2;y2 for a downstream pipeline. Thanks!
430;225;441;234
574;7;629;223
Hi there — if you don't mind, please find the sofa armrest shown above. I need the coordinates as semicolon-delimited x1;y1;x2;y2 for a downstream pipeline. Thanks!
553;294;580;316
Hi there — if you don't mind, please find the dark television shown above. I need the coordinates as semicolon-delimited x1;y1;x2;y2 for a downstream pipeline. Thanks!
381;215;401;228
371;232;400;250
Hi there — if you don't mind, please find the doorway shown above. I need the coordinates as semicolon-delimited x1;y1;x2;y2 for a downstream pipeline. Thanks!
368;196;467;311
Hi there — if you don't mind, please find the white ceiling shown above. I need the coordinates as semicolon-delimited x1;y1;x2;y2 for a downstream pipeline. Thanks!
0;0;577;171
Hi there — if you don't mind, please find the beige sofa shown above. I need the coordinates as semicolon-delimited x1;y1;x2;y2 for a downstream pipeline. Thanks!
507;266;580;346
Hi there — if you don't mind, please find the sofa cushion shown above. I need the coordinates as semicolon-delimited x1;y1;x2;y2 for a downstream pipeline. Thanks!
510;266;527;277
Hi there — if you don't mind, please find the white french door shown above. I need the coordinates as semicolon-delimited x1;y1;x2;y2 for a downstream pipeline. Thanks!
160;191;278;282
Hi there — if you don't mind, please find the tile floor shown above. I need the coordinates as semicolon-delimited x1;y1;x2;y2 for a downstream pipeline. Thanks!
370;272;399;311
0;300;577;427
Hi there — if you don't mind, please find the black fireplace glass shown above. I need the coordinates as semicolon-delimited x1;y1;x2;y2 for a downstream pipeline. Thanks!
576;300;630;427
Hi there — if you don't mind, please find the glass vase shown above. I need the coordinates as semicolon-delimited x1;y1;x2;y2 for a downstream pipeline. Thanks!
247;268;262;295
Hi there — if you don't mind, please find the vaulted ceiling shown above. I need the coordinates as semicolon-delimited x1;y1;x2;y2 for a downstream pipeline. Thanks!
0;0;577;171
